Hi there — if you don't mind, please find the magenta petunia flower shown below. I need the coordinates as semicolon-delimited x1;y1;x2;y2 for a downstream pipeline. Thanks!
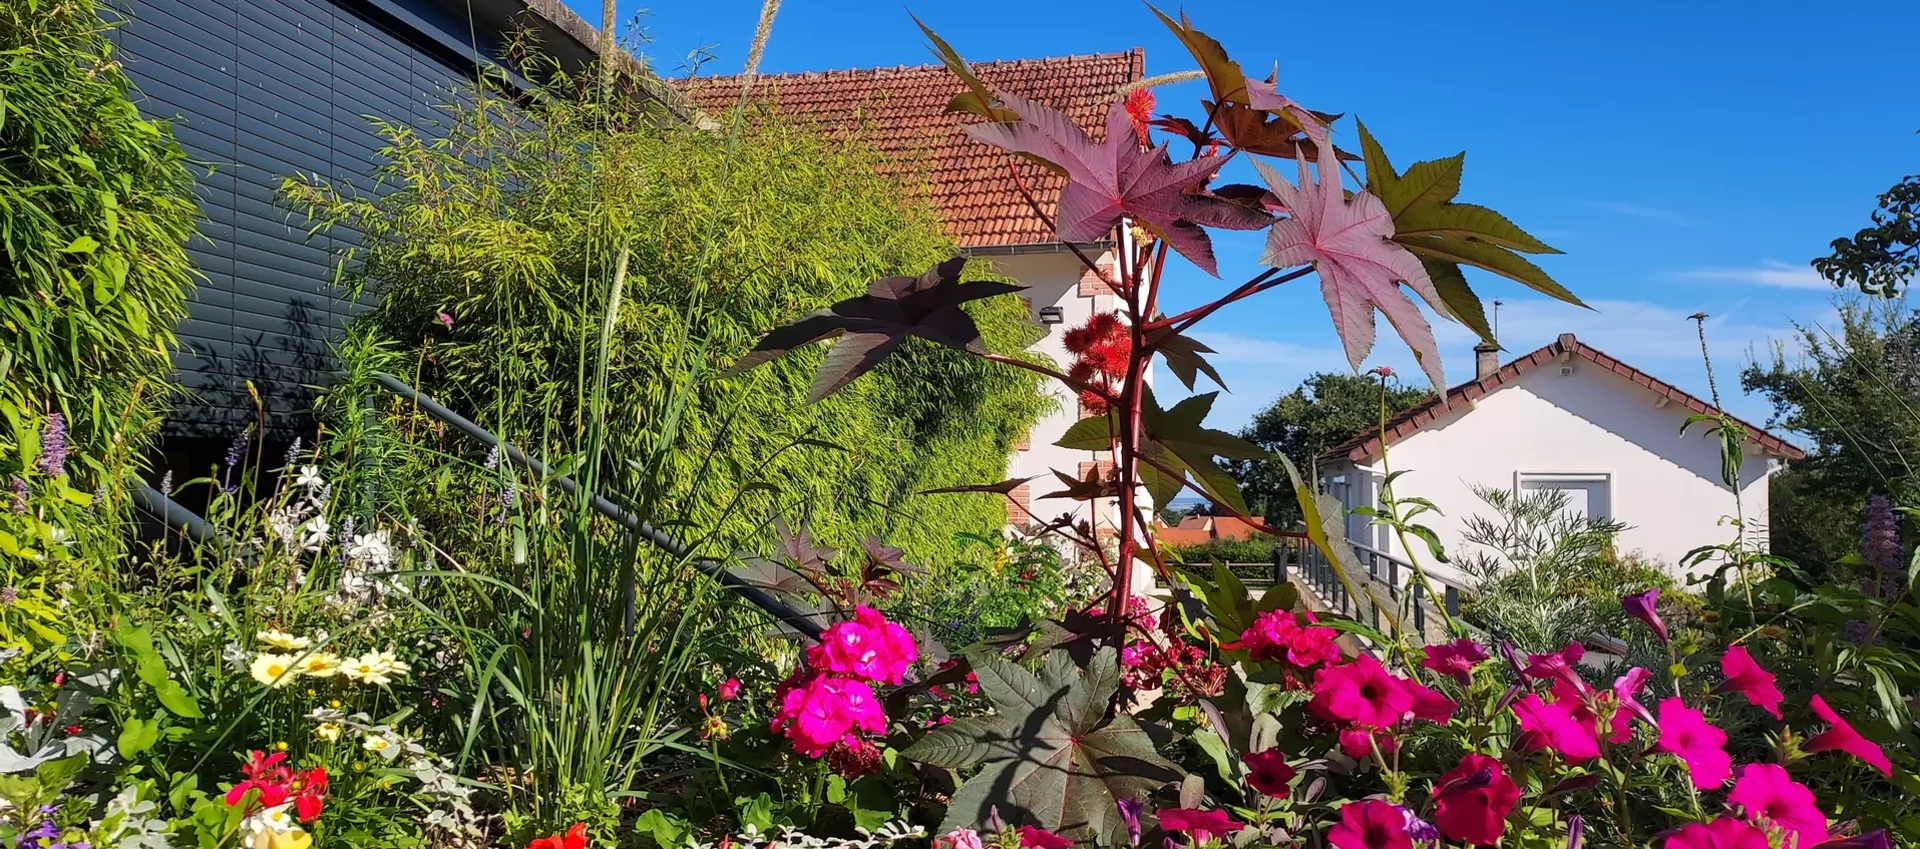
1404;678;1458;724
1613;667;1657;728
1329;800;1412;849
1017;826;1074;849
1338;725;1396;760
1804;695;1892;776
1524;643;1589;695
1311;655;1415;729
1239;609;1340;669
1717;646;1784;720
1655;697;1732;789
1728;763;1829;848
718;678;741;701
1419;638;1488;685
1432;753;1519;846
1241;749;1296;798
1156;808;1240;842
1620;588;1669;644
1662;817;1773;849
1511;693;1600;762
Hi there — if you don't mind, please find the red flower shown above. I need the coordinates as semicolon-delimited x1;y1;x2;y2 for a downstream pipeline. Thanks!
1655;697;1731;789
1804;695;1892;776
1241;749;1296;797
1663;817;1774;849
1433;754;1520;846
1717;646;1783;720
718;678;742;701
224;750;294;808
1511;693;1599;762
292;767;328;822
1123;88;1155;147
1329;800;1411;849
1524;643;1588;694
1550;676;1630;744
1620;588;1669;644
1018;826;1075;849
1156;808;1239;842
1728;764;1828;848
1419;639;1487;685
527;823;589;849
1311;655;1414;728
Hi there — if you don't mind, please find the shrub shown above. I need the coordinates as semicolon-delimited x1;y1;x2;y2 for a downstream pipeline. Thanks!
0;0;198;494
281;77;1048;569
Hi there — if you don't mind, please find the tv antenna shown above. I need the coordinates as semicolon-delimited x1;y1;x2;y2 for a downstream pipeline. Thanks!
1493;299;1504;341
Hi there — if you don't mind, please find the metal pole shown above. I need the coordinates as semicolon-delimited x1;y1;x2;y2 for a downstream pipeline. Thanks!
132;484;226;546
367;372;825;641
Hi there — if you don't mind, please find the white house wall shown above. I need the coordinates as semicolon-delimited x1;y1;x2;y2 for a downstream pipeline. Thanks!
1335;363;1775;581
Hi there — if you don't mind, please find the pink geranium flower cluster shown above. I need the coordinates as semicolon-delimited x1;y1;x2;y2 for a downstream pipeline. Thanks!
771;606;917;759
1238;609;1341;670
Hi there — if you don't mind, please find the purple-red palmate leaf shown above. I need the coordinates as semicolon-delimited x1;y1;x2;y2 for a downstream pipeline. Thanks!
1254;114;1448;392
963;91;1271;276
726;257;1020;401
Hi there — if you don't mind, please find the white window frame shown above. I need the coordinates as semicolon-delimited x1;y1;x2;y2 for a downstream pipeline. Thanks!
1513;471;1613;520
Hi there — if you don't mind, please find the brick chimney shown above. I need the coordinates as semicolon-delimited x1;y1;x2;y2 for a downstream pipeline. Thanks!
1473;342;1500;381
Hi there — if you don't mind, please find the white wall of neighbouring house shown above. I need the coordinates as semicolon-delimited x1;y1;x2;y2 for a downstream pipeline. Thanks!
1321;361;1777;583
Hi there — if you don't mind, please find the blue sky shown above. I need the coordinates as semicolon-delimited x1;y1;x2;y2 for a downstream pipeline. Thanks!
571;0;1919;437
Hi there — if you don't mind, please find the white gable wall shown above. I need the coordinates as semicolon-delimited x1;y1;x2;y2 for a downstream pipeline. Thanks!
1323;361;1775;582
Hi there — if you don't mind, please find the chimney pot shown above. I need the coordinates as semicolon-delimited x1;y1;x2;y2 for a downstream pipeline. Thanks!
1473;342;1500;381
1557;332;1578;350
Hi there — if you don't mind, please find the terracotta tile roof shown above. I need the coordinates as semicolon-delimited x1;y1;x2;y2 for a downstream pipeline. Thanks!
674;50;1145;248
1322;333;1807;464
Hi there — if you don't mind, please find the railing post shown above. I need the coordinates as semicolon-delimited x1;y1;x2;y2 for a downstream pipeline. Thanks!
1273;543;1286;586
1412;581;1426;638
1445;585;1460;617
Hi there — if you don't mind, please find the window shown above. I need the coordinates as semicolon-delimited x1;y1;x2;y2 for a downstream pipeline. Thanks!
1516;472;1612;520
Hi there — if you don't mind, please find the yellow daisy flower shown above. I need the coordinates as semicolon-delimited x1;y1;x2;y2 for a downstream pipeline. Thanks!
256;629;311;651
249;653;297;688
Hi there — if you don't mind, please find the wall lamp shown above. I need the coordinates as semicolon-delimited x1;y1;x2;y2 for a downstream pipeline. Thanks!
1038;306;1064;325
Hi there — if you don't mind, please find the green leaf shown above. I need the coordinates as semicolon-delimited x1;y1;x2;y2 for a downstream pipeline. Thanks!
34;753;87;797
739;793;775;833
1190;727;1234;784
152;681;202;719
913;15;1017;123
848;779;897;832
1147;327;1228;392
1055;413;1116;451
1424;258;1496;346
1379;153;1463;220
60;235;100;254
1400;235;1582;306
1395;202;1559;254
898;717;1005;769
917;649;1180;843
118;716;160;758
635;810;686;848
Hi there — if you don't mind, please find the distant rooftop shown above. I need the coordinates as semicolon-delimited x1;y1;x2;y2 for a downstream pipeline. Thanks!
675;50;1145;249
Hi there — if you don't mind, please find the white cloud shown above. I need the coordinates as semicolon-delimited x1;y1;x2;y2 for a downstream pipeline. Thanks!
1587;201;1694;226
1673;260;1829;291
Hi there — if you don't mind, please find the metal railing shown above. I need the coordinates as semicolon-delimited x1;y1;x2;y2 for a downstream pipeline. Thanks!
1296;536;1466;646
365;372;826;640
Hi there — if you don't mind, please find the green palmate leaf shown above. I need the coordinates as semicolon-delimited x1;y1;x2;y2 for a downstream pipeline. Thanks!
726;257;1022;402
1147;5;1249;106
1355;120;1583;312
913;15;1017;123
905;649;1179;842
1147;327;1229;392
1423;258;1496;346
117;716;159;758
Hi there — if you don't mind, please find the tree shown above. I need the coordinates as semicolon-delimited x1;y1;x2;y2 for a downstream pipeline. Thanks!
1228;372;1428;525
1740;300;1920;569
1815;168;1920;297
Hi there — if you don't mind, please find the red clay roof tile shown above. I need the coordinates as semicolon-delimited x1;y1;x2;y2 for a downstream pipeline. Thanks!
674;50;1145;248
1321;335;1806;463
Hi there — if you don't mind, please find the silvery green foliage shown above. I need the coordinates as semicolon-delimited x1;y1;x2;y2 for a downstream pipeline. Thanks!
92;784;176;849
0;684;107;772
692;820;926;849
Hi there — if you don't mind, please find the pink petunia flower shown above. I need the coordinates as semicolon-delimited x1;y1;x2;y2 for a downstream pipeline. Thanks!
1620;588;1669;644
1804;695;1892;776
1524;643;1589;695
1420;639;1488;685
1717;646;1784;720
1613;667;1657;728
934;829;984;849
1662;817;1773;849
1404;678;1458;724
1311;655;1415;728
1728;763;1829;848
1551;677;1631;745
1329;800;1412;849
1338;725;1396;760
1156;808;1240;843
718;678;741;701
1655;697;1732;789
1511;693;1600;762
